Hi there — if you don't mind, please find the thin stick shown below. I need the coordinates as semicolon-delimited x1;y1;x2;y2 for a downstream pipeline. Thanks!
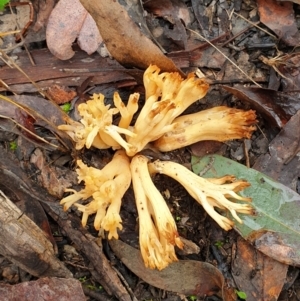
0;114;59;149
0;50;46;97
243;140;250;168
188;29;262;87
233;12;277;39
7;2;35;65
0;30;21;37
221;23;259;47
0;79;17;94
8;1;34;41
256;123;267;139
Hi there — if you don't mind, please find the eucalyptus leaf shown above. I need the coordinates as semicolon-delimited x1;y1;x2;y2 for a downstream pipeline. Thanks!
109;239;225;298
192;154;300;266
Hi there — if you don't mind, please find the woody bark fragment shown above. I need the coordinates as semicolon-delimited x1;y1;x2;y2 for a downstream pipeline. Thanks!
0;191;72;278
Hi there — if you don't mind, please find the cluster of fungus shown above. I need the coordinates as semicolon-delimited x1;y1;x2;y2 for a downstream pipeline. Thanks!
59;65;256;270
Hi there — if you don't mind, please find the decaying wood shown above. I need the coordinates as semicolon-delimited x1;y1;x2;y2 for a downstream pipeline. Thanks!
42;203;132;301
0;190;72;278
0;46;196;93
0;145;132;300
0;47;141;93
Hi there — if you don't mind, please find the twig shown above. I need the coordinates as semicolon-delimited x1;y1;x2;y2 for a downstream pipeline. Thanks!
0;114;59;150
0;79;17;94
111;266;139;301
0;50;45;97
233;12;277;39
221;23;259;47
206;77;267;84
82;286;113;301
187;29;262;87
243;140;250;168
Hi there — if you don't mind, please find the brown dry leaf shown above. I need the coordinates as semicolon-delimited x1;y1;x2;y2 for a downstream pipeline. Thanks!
190;140;225;157
257;0;300;46
109;239;228;299
0;94;73;151
143;0;191;25
232;237;288;301
46;0;102;60
191;0;215;38
143;0;191;50
80;0;183;75
253;110;300;191
0;48;139;93
30;148;77;198
32;0;56;32
275;52;300;91
47;85;77;105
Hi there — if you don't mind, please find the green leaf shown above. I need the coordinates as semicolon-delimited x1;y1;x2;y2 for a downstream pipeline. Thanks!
235;290;247;299
60;102;71;113
9;141;17;151
191;154;300;266
0;0;9;11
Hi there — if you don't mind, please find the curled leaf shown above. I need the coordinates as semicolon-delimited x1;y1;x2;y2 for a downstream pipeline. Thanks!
80;0;183;74
46;0;102;60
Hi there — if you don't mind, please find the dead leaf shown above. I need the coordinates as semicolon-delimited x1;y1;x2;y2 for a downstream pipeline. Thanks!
190;140;225;157
143;0;191;26
46;0;102;60
0;278;85;301
0;94;74;152
232;237;288;301
30;148;77;198
195;47;229;69
77;12;102;56
109;239;226;298
253;110;300;191
277;52;300;91
47;85;77;105
15;108;38;142
257;0;300;46
32;0;55;32
191;0;215;38
246;230;300;266
143;0;190;50
80;0;183;75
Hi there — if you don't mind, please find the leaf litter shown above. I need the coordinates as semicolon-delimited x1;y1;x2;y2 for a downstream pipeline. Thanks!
1;0;300;300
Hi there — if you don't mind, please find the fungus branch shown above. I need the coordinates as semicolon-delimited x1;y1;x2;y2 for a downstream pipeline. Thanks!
58;65;258;270
154;106;257;152
126;66;209;156
58;93;136;152
130;155;183;270
60;150;131;239
148;160;253;231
